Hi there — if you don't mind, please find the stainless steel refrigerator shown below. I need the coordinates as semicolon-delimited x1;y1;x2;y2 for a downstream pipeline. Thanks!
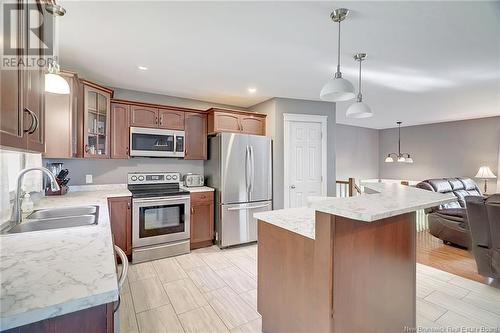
205;133;272;247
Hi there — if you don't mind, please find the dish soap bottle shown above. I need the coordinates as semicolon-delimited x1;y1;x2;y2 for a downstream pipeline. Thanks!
21;193;34;215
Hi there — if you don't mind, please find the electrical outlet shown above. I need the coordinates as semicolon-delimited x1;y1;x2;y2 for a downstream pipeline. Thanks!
85;174;93;184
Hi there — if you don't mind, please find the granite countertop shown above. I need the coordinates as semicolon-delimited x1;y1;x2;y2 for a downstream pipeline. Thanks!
254;182;455;239
0;184;131;331
180;186;215;193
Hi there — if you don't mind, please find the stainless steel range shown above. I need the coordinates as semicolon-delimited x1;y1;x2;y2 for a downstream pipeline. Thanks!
128;172;190;263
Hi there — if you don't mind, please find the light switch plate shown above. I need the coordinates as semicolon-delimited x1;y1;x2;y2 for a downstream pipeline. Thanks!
85;174;93;184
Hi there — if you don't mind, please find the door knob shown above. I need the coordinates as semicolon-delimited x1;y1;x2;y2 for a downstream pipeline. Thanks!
290;185;296;189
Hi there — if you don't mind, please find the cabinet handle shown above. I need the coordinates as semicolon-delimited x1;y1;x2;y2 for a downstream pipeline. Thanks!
159;116;163;126
155;116;158;125
85;144;89;153
127;202;131;209
23;108;38;134
191;207;194;214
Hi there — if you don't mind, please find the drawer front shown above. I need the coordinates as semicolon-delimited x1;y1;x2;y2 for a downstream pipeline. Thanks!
191;191;214;203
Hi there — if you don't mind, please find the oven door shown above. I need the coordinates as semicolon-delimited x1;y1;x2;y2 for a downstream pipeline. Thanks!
130;127;185;157
132;196;190;248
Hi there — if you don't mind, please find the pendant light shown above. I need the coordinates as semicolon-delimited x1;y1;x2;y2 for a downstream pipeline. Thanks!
384;122;414;163
44;1;70;95
320;8;355;102
346;53;373;118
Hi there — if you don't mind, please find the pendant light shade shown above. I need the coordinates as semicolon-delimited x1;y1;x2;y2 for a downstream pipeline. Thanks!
320;8;355;102
45;62;70;94
346;101;372;118
346;53;373;118
320;77;355;102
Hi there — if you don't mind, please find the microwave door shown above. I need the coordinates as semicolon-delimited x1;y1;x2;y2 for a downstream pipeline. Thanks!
130;127;176;157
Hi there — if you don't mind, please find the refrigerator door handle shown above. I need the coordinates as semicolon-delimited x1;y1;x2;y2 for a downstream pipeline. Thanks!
245;145;251;194
227;202;272;211
249;145;255;193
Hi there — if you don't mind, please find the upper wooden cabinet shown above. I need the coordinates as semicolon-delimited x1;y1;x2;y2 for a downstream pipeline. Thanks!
130;105;158;128
184;112;207;160
158;109;185;130
44;71;79;158
1;1;46;153
111;103;130;159
207;108;266;136
78;81;113;158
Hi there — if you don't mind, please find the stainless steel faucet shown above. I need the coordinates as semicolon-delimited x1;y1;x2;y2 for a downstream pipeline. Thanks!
9;167;60;226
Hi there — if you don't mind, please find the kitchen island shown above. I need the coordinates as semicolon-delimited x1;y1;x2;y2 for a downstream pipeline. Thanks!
254;182;455;333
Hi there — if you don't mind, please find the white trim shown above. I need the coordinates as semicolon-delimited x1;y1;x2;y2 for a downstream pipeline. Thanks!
283;113;328;209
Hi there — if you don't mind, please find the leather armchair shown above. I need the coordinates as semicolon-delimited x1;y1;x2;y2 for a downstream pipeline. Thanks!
466;194;500;279
416;178;482;249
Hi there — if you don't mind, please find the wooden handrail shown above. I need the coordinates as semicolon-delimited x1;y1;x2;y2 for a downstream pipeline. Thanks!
336;178;361;197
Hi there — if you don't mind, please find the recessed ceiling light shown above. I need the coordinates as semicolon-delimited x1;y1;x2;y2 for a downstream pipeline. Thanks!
138;66;148;71
248;87;257;93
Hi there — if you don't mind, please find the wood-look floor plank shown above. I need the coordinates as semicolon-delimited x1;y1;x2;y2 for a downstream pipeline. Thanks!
239;289;257;310
164;278;208;314
175;253;206;270
206;287;261;329
187;265;228;293
178;305;230;333
230;318;262;333
198;252;234;271
136;304;184;333
130;276;170;313
153;257;188;284
119;292;139;333
127;261;157;282
425;291;500;327
216;266;256;294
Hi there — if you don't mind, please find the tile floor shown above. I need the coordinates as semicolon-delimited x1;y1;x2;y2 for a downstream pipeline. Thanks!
119;244;500;333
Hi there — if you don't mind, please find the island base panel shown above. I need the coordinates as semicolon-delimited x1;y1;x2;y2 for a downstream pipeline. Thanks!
257;212;416;333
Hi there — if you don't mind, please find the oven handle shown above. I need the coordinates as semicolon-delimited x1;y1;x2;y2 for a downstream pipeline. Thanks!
133;196;190;203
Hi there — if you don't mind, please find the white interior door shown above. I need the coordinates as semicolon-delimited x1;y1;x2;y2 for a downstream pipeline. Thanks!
284;114;327;208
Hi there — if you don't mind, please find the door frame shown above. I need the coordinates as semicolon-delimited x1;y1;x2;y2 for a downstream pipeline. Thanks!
283;113;328;209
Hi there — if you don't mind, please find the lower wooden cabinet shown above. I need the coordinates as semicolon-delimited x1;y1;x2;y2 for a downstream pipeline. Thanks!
190;191;214;249
3;303;114;333
107;196;132;256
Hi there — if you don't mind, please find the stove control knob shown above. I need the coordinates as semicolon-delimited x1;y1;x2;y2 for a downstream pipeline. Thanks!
172;175;178;180
166;175;172;180
138;176;145;181
131;176;137;181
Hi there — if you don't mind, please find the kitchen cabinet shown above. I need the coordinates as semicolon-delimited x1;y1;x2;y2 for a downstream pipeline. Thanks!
158;109;185;130
130;105;158;128
78;80;113;158
190;191;214;249
207;108;266;136
110;103;130;159
184;112;207;160
0;1;46;153
108;196;132;256
44;71;79;158
2;303;114;333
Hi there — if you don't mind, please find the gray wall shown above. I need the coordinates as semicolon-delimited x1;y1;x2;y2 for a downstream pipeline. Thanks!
379;116;500;193
43;158;204;185
252;98;336;209
335;124;379;181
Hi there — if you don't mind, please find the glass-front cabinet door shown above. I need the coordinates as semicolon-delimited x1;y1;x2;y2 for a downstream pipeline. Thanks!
83;85;111;158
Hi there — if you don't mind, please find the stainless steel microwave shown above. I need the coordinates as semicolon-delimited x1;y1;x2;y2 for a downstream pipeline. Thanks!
130;127;185;158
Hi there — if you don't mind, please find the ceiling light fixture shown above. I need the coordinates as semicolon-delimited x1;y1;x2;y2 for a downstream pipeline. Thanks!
138;66;148;70
346;53;372;118
384;122;413;163
248;87;257;93
320;8;355;102
44;4;69;94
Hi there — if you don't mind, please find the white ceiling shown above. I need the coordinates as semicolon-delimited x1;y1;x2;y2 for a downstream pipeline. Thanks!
58;1;500;129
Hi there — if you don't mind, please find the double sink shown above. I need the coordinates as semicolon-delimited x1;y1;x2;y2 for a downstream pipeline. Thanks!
5;205;99;234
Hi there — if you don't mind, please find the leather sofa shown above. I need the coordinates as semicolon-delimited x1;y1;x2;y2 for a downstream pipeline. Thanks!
466;194;500;279
416;178;482;249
